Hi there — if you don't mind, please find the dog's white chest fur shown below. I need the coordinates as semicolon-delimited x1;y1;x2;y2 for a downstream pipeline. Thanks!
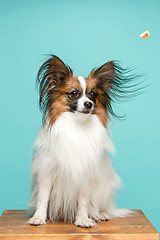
30;112;130;224
51;112;113;179
34;112;114;180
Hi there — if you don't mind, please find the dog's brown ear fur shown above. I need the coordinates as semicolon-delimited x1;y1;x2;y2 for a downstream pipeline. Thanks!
48;56;73;82
89;61;116;91
89;61;143;119
36;55;73;122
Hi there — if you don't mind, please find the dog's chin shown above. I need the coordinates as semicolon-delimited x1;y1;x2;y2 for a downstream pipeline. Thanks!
72;110;92;122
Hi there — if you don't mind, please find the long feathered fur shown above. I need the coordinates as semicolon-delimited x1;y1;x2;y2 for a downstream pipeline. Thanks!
89;61;143;119
36;55;73;123
29;112;130;223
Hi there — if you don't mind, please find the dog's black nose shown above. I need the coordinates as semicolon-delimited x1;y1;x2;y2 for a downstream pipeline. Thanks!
84;101;92;109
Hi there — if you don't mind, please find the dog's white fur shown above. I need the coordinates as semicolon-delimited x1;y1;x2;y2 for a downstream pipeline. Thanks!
29;111;131;227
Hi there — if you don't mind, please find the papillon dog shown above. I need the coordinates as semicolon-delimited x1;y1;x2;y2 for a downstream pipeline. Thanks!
28;55;134;228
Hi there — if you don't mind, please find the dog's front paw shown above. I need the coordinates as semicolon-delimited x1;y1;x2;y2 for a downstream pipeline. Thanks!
99;212;110;221
28;215;46;226
75;217;96;228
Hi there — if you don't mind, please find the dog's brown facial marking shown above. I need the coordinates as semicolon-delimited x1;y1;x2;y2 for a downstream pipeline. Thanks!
86;76;108;127
48;76;84;125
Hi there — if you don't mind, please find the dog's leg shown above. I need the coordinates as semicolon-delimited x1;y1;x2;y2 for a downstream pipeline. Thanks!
75;188;96;228
28;178;52;226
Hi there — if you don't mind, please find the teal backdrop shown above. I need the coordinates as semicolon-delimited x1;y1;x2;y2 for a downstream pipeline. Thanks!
0;0;160;232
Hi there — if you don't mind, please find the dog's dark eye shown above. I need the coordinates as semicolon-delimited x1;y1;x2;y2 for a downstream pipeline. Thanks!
70;90;79;98
90;90;96;97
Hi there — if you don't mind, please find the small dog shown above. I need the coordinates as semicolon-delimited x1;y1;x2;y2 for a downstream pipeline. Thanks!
29;55;133;228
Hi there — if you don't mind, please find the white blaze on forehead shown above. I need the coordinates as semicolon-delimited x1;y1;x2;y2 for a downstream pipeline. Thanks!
77;76;94;113
77;76;87;94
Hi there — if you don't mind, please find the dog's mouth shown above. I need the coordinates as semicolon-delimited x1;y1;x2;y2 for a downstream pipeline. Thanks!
79;110;91;114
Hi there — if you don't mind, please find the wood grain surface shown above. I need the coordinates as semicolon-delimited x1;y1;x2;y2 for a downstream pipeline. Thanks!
0;209;159;240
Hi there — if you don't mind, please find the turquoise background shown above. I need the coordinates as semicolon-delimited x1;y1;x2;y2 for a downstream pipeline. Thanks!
0;0;160;232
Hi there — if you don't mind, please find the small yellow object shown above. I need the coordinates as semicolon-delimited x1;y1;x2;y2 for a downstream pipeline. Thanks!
140;30;150;39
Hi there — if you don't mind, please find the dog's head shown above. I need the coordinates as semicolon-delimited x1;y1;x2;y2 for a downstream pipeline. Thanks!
37;55;140;126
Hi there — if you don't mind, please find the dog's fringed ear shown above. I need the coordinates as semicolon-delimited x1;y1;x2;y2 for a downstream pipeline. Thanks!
89;61;116;90
48;56;73;82
89;61;142;119
36;55;73;121
37;55;73;89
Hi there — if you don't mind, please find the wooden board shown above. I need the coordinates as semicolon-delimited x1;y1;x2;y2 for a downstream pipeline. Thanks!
0;210;159;240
